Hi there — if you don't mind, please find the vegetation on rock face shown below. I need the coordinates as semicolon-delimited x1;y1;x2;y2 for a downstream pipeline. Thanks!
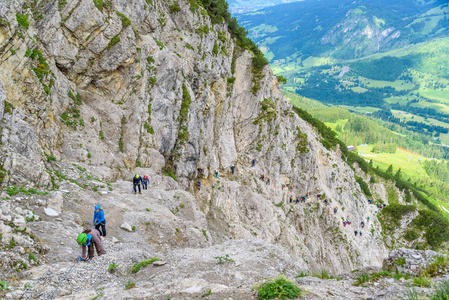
107;36;120;49
16;14;29;29
116;11;131;27
93;0;103;11
130;257;160;273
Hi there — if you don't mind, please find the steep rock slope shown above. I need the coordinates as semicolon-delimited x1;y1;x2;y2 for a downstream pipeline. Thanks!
0;0;394;294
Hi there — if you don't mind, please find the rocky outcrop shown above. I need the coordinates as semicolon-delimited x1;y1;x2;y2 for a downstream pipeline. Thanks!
383;248;447;275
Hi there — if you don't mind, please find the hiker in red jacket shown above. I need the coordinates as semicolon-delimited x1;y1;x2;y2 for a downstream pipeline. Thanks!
142;175;149;190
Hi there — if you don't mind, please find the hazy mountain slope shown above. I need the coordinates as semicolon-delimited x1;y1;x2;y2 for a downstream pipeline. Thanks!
237;0;449;61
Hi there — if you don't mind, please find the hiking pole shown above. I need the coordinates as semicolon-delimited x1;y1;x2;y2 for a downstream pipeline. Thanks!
48;257;81;300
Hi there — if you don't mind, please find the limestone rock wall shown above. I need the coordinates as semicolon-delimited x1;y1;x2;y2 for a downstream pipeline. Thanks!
0;0;391;274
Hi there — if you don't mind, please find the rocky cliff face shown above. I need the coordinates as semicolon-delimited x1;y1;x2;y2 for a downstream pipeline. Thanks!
0;0;404;297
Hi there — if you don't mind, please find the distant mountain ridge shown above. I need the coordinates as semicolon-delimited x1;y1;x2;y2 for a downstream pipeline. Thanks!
236;0;449;61
228;0;303;13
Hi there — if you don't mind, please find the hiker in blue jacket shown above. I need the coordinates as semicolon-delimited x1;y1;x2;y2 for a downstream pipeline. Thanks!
93;205;106;237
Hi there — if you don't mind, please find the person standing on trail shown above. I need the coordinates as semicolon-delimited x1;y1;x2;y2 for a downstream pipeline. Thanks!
324;199;328;206
334;207;338;214
296;196;300;204
290;195;293;203
361;221;365;228
360;231;362;236
142;175;149;190
230;165;235;174
252;158;256;167
354;230;358;236
266;177;270;185
77;228;106;260
260;174;265;181
93;205;106;237
214;170;218;178
133;174;142;194
197;180;201;190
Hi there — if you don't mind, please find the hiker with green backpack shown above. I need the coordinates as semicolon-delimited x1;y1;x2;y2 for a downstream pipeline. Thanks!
76;228;106;260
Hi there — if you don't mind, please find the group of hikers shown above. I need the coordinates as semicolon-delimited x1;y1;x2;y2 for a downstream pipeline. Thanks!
76;205;107;261
259;174;271;185
132;174;150;194
75;173;153;260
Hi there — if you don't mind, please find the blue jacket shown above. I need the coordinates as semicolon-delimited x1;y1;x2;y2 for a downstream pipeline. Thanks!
93;209;105;224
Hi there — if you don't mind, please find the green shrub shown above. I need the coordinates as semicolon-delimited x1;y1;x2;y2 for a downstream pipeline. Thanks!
257;275;301;300
381;204;416;227
276;75;287;84
355;175;371;196
412;210;449;248
404;230;420;241
147;56;155;64
130;257;160;273
0;281;11;291
108;263;119;273
16;14;29;30
107;36;120;49
252;52;268;72
169;2;180;13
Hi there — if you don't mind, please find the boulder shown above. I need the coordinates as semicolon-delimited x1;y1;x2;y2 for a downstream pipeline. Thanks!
48;191;64;214
13;215;26;230
120;223;133;232
153;261;167;267
44;208;59;217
